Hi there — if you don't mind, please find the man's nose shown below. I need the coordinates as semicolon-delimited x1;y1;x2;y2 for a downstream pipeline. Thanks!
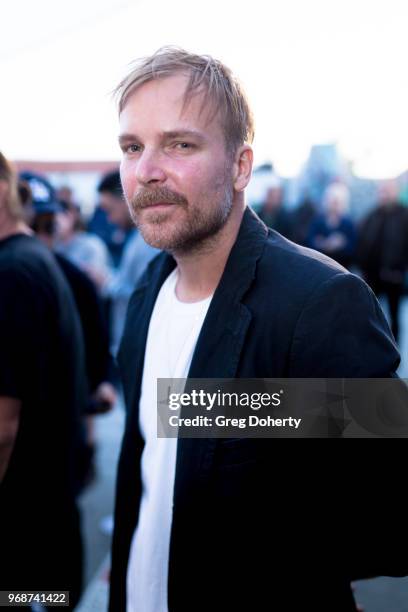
135;148;167;185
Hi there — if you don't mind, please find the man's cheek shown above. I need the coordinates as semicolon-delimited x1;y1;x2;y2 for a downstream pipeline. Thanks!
172;158;206;186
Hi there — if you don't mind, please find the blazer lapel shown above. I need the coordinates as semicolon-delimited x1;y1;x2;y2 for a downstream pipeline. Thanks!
173;207;268;509
188;207;268;379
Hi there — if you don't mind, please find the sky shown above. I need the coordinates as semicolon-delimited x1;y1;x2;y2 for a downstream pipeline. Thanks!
1;0;408;178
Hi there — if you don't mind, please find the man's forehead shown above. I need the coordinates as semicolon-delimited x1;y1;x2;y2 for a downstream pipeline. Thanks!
119;74;222;136
121;72;192;109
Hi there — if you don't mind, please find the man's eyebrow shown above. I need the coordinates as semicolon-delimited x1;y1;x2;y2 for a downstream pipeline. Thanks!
161;129;206;141
118;129;206;145
118;133;139;145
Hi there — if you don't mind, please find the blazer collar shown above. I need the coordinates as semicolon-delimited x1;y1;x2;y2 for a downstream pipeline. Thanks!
188;206;268;377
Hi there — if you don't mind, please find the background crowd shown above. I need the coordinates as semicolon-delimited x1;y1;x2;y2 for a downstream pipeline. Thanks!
1;151;408;610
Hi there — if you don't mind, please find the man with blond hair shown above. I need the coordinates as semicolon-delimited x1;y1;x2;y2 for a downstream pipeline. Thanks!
110;48;405;612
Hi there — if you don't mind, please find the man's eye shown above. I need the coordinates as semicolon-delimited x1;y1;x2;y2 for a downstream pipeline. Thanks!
125;144;141;153
175;142;193;150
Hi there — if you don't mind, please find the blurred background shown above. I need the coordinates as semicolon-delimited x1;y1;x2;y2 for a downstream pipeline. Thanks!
2;0;408;610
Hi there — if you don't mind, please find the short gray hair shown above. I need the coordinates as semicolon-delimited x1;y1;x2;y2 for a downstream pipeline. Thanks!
114;46;255;154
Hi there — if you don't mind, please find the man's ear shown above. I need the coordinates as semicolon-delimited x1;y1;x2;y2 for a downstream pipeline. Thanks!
233;145;253;192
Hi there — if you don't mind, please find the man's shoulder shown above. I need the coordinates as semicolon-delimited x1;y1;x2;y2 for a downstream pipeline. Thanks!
0;234;52;281
259;229;349;290
253;228;400;377
0;235;74;313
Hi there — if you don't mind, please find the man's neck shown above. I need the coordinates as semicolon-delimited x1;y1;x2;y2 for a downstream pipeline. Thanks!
173;201;245;303
0;216;31;242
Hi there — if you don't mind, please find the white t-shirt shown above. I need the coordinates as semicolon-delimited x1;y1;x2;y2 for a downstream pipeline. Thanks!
126;268;212;612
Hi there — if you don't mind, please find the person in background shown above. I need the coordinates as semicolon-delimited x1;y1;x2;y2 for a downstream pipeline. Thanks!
97;171;159;355
258;177;292;238
357;180;408;342
88;201;129;268
20;173;116;488
0;152;86;608
54;185;113;292
307;182;356;268
290;195;317;246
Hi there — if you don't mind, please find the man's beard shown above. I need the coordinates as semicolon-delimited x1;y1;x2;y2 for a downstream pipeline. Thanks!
127;178;234;254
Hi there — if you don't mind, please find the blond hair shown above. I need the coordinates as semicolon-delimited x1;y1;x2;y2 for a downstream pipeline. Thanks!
114;46;255;155
0;152;23;220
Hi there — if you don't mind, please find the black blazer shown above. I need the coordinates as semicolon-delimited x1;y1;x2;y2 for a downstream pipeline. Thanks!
110;208;405;612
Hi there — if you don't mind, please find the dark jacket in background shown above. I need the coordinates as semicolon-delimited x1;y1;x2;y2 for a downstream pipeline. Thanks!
55;253;112;395
0;234;87;609
357;203;408;283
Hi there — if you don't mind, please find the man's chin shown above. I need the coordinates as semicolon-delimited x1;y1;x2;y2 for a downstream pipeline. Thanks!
136;223;181;251
132;204;232;253
133;204;180;224
137;223;204;253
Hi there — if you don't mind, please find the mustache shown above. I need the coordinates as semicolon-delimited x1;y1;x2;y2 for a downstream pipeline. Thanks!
130;187;188;210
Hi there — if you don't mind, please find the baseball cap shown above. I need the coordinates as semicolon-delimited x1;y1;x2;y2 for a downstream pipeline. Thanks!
19;171;62;214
